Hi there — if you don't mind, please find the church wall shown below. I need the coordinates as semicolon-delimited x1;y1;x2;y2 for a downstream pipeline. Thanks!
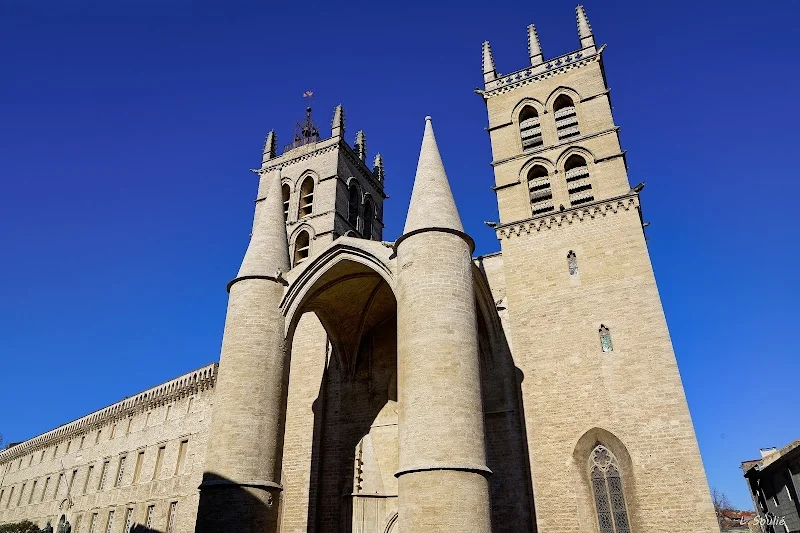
0;364;217;533
498;206;718;533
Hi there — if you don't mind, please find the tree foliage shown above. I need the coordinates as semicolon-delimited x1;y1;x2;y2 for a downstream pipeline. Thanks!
0;521;44;533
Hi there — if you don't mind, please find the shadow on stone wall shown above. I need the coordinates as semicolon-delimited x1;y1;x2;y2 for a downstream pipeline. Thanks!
130;525;164;533
194;472;275;533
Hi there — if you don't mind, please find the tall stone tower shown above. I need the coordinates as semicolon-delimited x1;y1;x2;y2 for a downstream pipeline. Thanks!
258;105;386;266
479;6;719;533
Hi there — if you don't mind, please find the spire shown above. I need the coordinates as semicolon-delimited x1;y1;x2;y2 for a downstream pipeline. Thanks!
261;130;276;164
372;153;385;183
237;168;290;278
528;24;543;66
355;130;367;161
576;5;595;49
332;104;345;138
403;117;463;234
482;41;496;83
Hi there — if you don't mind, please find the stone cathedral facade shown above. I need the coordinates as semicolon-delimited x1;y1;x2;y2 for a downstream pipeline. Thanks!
0;6;720;533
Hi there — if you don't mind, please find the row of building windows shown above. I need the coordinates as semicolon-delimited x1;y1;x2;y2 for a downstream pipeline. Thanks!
0;440;188;511
527;154;594;215
41;500;178;533
2;400;194;476
518;94;581;151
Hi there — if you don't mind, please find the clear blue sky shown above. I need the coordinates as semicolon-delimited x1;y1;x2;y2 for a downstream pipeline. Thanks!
1;0;798;511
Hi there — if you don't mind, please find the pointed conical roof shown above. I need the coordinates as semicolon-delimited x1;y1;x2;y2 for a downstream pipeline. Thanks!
237;168;290;278
403;117;463;234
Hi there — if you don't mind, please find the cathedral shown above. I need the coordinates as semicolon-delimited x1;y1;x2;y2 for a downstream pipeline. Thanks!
0;6;720;533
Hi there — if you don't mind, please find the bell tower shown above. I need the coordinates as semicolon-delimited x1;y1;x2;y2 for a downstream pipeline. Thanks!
480;6;720;533
257;104;386;268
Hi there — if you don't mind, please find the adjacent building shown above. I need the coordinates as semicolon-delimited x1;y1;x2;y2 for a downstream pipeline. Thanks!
742;440;800;533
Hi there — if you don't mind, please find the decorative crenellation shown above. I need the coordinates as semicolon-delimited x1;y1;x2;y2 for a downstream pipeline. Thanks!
483;48;603;98
495;194;639;240
0;363;218;464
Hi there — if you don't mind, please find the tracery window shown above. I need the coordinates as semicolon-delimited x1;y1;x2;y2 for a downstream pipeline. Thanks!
567;250;578;276
590;444;630;533
519;106;543;149
599;325;613;353
554;94;580;140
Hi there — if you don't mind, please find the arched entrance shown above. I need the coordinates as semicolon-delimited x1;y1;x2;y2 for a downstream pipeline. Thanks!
281;245;399;533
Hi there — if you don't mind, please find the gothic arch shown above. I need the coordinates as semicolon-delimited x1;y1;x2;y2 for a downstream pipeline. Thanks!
556;145;596;169
572;428;638;533
294;168;320;189
519;157;555;181
545;86;582;109
511;97;546;123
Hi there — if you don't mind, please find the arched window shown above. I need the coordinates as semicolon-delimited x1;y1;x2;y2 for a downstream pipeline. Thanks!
348;182;360;230
564;154;594;207
567;250;578;276
554;95;580;141
599;325;613;352
590;444;630;533
294;230;310;265
298;176;315;218
527;165;553;215
519;106;543;150
282;183;290;221
363;198;374;240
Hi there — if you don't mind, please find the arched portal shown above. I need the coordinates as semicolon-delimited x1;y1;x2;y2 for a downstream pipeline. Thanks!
282;245;399;533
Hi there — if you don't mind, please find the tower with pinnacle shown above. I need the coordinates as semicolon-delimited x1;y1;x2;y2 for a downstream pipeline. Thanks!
257;105;386;266
478;6;720;533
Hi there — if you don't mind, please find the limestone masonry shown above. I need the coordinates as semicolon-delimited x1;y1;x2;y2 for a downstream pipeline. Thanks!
0;6;719;533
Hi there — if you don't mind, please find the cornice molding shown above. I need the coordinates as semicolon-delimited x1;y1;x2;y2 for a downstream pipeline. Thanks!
495;194;639;240
0;363;218;464
483;45;605;99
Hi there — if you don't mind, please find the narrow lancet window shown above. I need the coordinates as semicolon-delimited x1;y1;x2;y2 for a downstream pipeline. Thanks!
282;183;290;221
519;106;543;149
554;94;579;140
299;176;315;218
294;230;310;265
348;182;360;229
599;325;613;352
567;250;578;276
590;444;630;533
363;198;374;240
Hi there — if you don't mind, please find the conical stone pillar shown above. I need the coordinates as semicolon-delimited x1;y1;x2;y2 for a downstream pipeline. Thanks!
395;117;492;532
195;169;290;533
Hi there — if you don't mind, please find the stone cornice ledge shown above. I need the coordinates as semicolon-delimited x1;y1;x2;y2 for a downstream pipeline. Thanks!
495;193;639;240
0;363;219;464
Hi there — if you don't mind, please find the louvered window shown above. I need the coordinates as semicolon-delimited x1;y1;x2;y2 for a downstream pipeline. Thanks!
282;183;290;221
363;198;374;240
519;106;543;150
527;165;554;215
298;176;315;218
564;155;594;206
294;230;310;265
554;95;580;141
590;444;630;533
348;182;360;229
